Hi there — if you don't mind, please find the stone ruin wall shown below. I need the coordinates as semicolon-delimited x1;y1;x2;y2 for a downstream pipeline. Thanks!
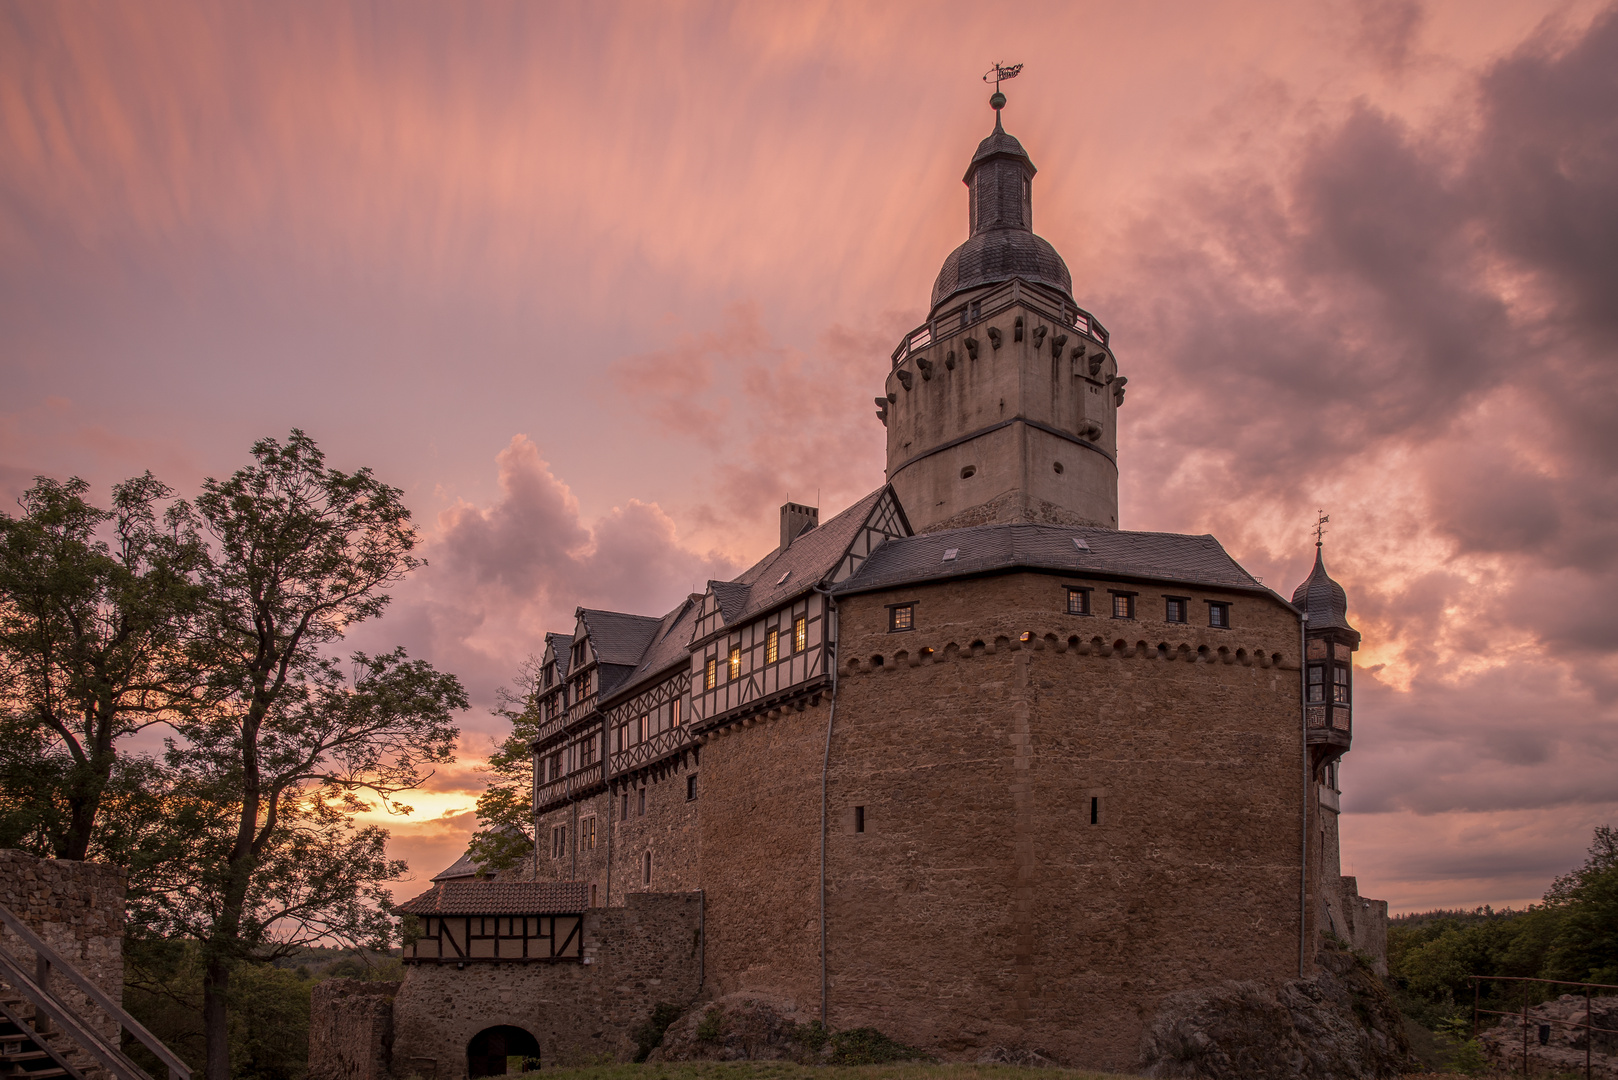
0;848;126;1042
312;892;702;1080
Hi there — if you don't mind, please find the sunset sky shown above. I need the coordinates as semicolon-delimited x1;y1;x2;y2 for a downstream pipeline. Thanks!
3;0;1615;913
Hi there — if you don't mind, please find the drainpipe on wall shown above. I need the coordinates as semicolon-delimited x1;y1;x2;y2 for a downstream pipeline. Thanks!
1299;610;1310;979
813;585;840;1028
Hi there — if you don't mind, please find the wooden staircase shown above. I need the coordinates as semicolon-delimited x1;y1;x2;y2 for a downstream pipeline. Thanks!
0;904;189;1080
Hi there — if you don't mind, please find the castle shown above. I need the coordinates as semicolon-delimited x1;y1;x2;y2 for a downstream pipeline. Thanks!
373;94;1387;1077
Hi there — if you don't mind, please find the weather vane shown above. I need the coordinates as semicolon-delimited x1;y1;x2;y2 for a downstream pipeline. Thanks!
982;62;1023;111
1313;510;1330;547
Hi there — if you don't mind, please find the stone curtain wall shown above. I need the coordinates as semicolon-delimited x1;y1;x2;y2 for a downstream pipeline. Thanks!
530;754;701;908
385;892;702;1076
309;980;399;1080
812;571;1307;1070
0;849;126;1042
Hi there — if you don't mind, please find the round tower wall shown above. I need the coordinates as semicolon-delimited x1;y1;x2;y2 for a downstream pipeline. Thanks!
814;571;1306;1067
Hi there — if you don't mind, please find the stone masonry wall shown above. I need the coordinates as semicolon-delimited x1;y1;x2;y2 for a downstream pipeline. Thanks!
696;570;1312;1071
0;849;125;1042
389;892;702;1077
530;752;702;908
309;980;399;1080
695;699;831;1012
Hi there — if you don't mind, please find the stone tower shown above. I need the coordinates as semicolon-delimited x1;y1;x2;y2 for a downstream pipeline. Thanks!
881;96;1122;534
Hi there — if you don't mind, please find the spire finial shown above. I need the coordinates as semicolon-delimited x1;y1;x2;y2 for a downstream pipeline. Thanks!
1313;509;1330;549
983;61;1023;116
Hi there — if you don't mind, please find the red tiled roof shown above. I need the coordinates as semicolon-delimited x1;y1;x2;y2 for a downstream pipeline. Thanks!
394;881;589;915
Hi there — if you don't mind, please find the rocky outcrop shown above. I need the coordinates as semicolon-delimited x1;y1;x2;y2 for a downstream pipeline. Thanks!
1478;993;1618;1079
1139;945;1414;1079
647;992;818;1063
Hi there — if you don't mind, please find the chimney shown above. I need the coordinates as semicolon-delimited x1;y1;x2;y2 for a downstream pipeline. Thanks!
780;502;819;550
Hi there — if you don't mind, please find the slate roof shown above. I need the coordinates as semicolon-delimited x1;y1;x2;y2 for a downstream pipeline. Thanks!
430;850;483;882
545;633;574;677
833;521;1280;599
604;595;703;704
932;117;1073;313
1291;547;1357;637
575;487;899;707
577;609;663;666
395;881;590;915
707;487;893;633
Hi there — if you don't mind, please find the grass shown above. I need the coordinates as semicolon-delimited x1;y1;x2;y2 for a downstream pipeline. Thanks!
507;1065;1142;1080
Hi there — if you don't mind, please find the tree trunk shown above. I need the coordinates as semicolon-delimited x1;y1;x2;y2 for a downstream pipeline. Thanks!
202;951;231;1080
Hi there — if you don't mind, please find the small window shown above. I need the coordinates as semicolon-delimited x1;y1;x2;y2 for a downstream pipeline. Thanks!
728;646;741;680
582;816;596;850
1333;664;1350;703
621;791;629;820
686;773;698;801
766;629;779;664
705;657;716;690
551;825;567;859
1165;598;1187;623
960;465;976;479
854;806;865;834
889;604;914;632
590;884;598;907
1308;664;1326;703
642;850;652;887
1208;601;1231;628
671;698;682;727
1066;587;1091;616
794;616;807;653
638;787;646;817
1090;797;1099;825
1111;592;1136;619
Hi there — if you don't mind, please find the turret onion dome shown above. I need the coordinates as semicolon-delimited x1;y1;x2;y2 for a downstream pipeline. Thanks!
930;112;1074;317
1292;546;1359;641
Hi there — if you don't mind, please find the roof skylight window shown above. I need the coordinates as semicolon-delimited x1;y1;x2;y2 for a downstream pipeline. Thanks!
776;570;791;585
1072;538;1091;552
942;548;959;562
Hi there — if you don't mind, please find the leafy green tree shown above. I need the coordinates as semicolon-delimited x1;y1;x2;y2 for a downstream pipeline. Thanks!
142;431;465;1080
0;474;207;859
1543;824;1618;984
465;657;541;874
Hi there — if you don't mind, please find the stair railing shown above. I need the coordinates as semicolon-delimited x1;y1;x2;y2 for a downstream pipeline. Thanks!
0;901;190;1080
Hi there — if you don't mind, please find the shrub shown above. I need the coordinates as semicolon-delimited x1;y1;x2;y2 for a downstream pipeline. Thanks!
694;1006;725;1044
826;1026;929;1065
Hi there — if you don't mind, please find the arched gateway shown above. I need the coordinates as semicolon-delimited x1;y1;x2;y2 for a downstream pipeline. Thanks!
466;1025;540;1078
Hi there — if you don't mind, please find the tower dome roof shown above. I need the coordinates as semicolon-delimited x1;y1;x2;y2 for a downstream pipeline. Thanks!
930;113;1074;316
1291;546;1357;636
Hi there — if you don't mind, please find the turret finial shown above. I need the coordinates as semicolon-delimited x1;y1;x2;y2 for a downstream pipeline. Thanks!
983;61;1022;119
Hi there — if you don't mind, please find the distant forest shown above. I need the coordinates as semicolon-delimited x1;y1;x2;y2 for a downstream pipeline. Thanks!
1387;824;1618;1033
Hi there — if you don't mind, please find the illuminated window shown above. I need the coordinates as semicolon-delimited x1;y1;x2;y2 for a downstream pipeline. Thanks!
1066;587;1091;615
1208;601;1231;628
794;616;807;653
889;604;914;632
1308;664;1325;703
1165;598;1187;623
728;646;741;680
766;629;779;664
1110;592;1136;619
705;658;716;690
1333;664;1350;703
